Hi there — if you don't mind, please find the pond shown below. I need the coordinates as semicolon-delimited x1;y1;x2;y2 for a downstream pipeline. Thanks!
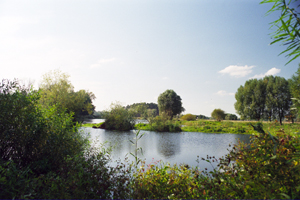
81;119;251;171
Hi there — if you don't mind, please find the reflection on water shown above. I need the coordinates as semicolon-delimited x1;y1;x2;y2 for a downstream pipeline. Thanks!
81;127;250;171
156;132;181;158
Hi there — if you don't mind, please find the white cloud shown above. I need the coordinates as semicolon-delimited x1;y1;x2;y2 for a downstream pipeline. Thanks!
90;58;116;69
215;90;234;96
162;76;169;80
218;65;255;77
249;67;281;79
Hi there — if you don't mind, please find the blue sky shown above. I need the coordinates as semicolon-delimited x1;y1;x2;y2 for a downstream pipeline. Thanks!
0;0;299;117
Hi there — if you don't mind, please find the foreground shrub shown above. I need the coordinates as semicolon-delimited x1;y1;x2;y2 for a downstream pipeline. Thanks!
132;162;203;199
0;146;132;199
104;103;135;131
0;79;88;174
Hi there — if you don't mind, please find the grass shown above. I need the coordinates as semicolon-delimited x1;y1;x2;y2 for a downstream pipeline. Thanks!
181;120;300;135
82;119;300;135
81;122;104;128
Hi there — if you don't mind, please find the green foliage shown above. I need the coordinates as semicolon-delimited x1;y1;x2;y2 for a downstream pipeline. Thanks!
211;108;226;121
132;161;203;199
82;122;104;128
131;124;300;199
39;70;96;122
0;146;132;199
0;79;88;174
290;65;300;114
261;0;300;65
104;102;135;131
158;89;185;118
225;113;238;120
135;114;182;132
196;114;210;119
125;102;159;118
235;76;291;123
181;113;197;121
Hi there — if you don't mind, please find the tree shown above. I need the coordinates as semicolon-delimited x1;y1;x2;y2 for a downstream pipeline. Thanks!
39;70;95;121
261;0;300;65
211;109;226;121
126;102;159;118
264;76;291;124
235;79;267;120
157;89;185;119
235;76;291;124
225;113;238;120
289;65;300;116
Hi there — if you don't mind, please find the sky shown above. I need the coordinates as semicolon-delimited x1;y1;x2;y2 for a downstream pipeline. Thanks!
0;0;299;117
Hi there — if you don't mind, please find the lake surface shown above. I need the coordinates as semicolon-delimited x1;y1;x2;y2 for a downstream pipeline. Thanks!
81;119;251;171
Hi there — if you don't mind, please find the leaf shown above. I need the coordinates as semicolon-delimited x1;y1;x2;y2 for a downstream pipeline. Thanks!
280;193;291;199
129;140;134;144
285;52;300;65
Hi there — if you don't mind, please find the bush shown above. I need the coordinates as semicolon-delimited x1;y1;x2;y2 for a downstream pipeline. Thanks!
104;103;135;131
0;79;88;174
0;146;132;199
147;115;181;132
181;114;196;121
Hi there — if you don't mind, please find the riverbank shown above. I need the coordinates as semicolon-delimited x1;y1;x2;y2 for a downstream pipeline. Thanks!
82;120;300;135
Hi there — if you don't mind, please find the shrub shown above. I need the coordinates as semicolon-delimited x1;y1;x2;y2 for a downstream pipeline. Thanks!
0;79;88;174
148;115;181;132
181;114;196;121
0;146;132;199
104;103;135;131
132;161;202;199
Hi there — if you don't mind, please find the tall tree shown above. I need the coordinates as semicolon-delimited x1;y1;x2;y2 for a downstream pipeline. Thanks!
261;0;300;65
235;76;291;124
264;76;292;124
290;65;300;113
235;79;266;120
157;89;185;119
39;70;95;121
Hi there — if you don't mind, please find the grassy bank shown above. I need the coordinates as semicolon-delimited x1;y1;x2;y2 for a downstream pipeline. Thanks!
82;120;300;135
181;120;300;135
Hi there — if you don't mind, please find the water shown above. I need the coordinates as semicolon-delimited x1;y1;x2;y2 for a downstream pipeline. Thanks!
81;123;251;171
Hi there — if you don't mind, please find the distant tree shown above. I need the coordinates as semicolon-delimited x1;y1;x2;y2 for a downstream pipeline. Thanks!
126;102;159;118
211;109;226;121
225;113;238;120
157;89;185;119
39;70;95;121
261;0;300;65
196;114;210;119
181;114;196;121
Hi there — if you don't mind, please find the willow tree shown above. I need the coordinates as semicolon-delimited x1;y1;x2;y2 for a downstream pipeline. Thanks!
157;89;185;119
39;70;95;121
261;0;300;65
